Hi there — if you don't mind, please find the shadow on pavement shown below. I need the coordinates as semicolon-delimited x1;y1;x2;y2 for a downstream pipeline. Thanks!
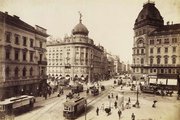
14;105;43;116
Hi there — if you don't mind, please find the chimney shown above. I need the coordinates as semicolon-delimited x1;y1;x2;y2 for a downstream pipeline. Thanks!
167;21;169;25
171;21;173;25
5;11;8;14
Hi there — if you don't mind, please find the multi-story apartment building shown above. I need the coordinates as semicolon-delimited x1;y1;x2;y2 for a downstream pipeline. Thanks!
112;55;121;75
47;16;105;83
132;1;180;80
0;11;48;99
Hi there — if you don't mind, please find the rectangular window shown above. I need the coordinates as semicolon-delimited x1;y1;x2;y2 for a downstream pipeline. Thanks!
15;35;19;45
40;42;42;48
30;52;33;62
165;47;168;53
157;39;161;44
6;32;11;43
23;36;27;46
150;40;154;45
157;48;161;54
150;48;153;54
172;38;177;43
173;47;176;52
164;38;169;44
15;50;19;60
39;54;42;61
137;49;139;54
6;50;10;60
30;39;34;47
141;49;144;54
23;52;27;61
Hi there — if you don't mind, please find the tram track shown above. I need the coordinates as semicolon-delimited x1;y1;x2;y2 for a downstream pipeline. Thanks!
87;85;119;106
15;96;66;120
15;84;118;120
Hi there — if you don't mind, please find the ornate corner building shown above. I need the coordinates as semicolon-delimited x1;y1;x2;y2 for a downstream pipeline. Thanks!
0;11;49;99
132;1;180;80
46;16;108;83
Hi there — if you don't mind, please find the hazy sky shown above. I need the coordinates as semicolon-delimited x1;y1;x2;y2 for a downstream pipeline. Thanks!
0;0;180;63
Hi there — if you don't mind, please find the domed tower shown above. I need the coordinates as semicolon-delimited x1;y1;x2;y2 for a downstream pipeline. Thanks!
132;1;164;79
72;13;89;36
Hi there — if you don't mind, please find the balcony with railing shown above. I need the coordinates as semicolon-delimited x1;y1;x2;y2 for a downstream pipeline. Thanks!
34;47;47;52
38;61;47;65
131;64;144;67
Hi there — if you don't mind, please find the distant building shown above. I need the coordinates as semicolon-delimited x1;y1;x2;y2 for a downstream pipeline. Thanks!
112;55;121;75
0;11;49;99
132;1;180;80
46;14;105;83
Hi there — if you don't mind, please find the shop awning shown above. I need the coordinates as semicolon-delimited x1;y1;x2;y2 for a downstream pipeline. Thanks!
158;79;167;85
167;79;177;85
149;78;157;83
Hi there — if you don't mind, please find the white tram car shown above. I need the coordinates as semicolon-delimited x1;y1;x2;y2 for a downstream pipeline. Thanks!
0;95;35;119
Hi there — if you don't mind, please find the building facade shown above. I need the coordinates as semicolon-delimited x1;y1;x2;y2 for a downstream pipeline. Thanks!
47;16;106;83
0;11;48;99
132;2;180;80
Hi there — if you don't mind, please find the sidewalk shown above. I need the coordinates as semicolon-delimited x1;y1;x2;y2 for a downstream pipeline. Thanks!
78;84;180;120
34;92;59;103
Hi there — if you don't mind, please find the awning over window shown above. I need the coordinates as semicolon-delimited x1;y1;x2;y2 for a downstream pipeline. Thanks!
149;78;157;83
158;79;167;85
167;79;177;85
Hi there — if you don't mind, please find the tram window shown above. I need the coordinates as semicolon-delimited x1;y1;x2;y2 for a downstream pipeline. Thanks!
0;105;4;111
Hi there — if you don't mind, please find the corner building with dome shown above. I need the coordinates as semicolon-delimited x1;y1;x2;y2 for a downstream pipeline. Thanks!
132;1;180;81
47;16;108;83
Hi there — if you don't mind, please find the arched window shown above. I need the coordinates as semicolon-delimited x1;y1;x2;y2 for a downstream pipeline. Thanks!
150;58;153;65
157;56;161;64
23;67;26;77
30;67;33;76
172;55;177;64
5;67;10;78
14;67;19;78
164;57;168;64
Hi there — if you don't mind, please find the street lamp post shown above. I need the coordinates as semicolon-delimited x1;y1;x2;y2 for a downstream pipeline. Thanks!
136;85;140;108
85;103;87;120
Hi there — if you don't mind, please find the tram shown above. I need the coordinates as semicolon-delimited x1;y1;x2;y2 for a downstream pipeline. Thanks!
63;97;87;119
0;95;35;118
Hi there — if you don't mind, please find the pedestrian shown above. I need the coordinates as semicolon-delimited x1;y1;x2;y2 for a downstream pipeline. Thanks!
128;97;131;103
116;95;118;100
118;109;122;119
108;94;111;99
101;103;104;111
111;93;114;98
86;89;89;94
96;107;99;116
114;101;117;109
131;113;135;120
152;100;157;108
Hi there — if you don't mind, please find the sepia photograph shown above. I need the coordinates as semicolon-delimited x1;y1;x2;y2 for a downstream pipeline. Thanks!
0;0;180;120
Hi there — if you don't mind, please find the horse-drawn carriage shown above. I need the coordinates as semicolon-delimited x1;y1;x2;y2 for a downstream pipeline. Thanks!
89;86;99;96
71;84;83;94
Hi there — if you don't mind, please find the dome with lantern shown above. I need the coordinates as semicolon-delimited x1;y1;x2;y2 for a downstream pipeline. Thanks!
72;13;89;36
134;1;164;28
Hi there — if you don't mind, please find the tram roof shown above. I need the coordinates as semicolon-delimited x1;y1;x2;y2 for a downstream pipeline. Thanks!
0;95;34;105
64;97;86;106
